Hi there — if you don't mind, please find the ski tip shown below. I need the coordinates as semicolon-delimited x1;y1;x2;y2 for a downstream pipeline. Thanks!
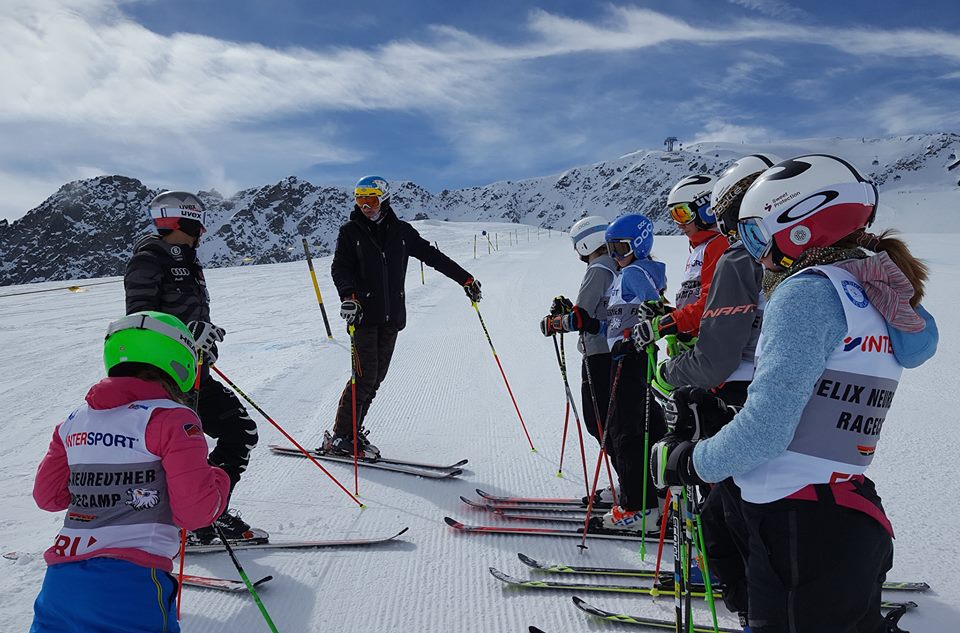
443;516;464;529
572;595;586;607
529;627;548;633
446;469;464;478
459;495;475;505
517;552;541;568
393;527;411;538
253;575;274;587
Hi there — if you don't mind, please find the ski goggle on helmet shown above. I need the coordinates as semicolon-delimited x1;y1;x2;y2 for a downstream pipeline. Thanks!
355;175;390;209
149;191;207;237
103;311;199;393
667;175;717;228
737;154;878;267
605;213;655;261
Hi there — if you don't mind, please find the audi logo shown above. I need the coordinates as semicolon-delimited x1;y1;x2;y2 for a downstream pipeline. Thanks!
170;268;190;277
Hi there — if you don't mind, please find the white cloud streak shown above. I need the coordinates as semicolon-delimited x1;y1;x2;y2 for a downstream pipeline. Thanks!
1;0;958;221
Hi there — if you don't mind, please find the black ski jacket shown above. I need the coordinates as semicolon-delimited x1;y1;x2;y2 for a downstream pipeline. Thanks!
331;203;472;330
124;234;211;325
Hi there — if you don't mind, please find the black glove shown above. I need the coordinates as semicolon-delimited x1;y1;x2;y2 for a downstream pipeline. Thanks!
666;387;740;439
540;306;596;337
187;321;225;364
464;277;482;303
637;299;673;321
650;435;704;489
550;295;574;316
340;298;362;325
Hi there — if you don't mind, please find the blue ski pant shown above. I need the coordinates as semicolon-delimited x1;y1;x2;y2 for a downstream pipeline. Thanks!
30;558;180;633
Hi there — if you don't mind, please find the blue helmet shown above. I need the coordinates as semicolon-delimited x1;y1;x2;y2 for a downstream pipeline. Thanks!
354;175;390;203
605;213;654;260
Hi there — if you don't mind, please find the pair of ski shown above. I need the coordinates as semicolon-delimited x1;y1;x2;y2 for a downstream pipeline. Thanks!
514;553;930;593
4;528;408;593
269;444;466;479
529;596;918;633
449;489;663;542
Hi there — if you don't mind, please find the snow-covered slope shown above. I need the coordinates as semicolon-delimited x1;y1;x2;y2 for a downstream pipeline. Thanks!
0;219;956;632
2;133;958;285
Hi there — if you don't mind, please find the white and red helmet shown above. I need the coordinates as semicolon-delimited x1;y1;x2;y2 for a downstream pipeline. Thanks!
149;191;207;237
738;154;877;267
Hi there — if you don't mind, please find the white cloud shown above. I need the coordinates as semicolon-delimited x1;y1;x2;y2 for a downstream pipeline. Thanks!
870;95;960;135
689;119;774;145
1;1;959;221
726;0;807;19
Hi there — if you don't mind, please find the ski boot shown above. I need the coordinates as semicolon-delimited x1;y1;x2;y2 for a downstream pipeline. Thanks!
601;505;661;533
188;509;269;546
321;430;380;459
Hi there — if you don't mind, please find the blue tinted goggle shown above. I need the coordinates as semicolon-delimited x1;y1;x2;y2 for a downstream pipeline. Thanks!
738;218;772;261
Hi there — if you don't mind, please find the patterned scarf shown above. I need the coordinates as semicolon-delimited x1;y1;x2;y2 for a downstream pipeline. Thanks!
763;247;925;332
761;246;866;298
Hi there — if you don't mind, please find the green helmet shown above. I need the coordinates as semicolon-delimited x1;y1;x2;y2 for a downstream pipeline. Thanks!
104;311;198;392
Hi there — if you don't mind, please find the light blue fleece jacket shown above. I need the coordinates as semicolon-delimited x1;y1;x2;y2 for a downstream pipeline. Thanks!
693;272;938;483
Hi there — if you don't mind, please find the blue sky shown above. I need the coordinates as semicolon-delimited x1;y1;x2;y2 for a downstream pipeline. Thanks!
1;0;959;221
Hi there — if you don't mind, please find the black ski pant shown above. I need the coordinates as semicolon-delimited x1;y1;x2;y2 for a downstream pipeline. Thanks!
333;324;399;437
608;351;666;511
580;352;611;446
197;373;258;492
741;496;893;633
699;381;751;615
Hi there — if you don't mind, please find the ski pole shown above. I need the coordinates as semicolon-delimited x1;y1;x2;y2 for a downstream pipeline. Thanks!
301;238;333;339
682;487;695;632
552;335;590;499
214;524;279;633
582;349;618;507
472;302;536;451
579;346;626;551
639;345;656;560
653;487;672;587
176;529;187;620
557;400;570;476
670;485;685;633
692;489;721;633
209;365;364;508
349;324;360;496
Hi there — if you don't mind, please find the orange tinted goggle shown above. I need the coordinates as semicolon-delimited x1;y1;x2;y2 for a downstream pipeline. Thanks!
356;195;381;209
669;202;696;225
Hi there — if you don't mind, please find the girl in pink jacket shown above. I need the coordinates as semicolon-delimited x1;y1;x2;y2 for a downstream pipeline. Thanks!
31;311;230;633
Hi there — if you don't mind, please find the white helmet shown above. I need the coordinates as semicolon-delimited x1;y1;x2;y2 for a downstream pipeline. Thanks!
570;216;609;256
667;175;717;229
149;191;207;237
738;154;878;268
712;154;780;241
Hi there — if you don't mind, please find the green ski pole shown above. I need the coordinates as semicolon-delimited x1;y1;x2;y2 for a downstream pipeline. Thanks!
214;524;279;632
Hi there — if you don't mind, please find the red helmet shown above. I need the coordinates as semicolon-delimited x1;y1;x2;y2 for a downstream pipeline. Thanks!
149;191;206;237
738;154;877;267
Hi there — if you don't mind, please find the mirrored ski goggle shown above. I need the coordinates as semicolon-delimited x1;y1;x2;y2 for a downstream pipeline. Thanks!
356;195;381;209
669;203;697;225
607;239;634;259
738;217;773;261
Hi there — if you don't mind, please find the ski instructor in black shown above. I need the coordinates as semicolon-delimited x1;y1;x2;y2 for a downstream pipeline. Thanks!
325;176;482;457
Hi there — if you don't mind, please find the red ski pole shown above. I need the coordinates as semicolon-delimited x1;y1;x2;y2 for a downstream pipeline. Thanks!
349;324;359;496
557;401;570;476
552;334;590;499
472;302;536;452
210;365;365;508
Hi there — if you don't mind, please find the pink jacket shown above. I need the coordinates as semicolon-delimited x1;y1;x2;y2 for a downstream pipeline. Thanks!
34;377;231;571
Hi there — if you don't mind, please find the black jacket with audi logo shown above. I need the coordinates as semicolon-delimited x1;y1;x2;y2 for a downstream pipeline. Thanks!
331;203;471;330
124;234;212;326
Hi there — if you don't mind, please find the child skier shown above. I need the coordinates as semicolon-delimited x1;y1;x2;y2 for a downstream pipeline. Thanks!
632;175;728;351
543;213;667;532
31;311;231;633
541;215;617;446
652;154;938;633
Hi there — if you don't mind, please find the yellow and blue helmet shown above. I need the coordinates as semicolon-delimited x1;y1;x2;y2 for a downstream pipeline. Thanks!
354;176;390;203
